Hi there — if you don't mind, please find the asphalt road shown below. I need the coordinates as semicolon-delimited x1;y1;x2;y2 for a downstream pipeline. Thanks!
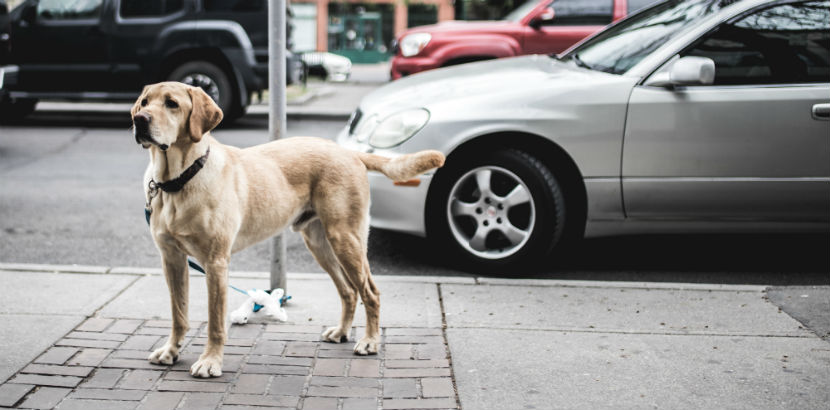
1;110;828;285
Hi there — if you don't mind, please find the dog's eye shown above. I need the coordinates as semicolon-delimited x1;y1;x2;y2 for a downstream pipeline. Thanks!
165;99;179;109
141;98;148;107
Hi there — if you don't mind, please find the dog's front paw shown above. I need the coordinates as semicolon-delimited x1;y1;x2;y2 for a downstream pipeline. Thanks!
322;326;349;343
148;344;179;365
353;336;380;356
190;354;223;378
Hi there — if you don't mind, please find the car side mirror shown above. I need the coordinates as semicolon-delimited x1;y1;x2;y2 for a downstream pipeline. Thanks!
645;56;715;88
529;7;555;30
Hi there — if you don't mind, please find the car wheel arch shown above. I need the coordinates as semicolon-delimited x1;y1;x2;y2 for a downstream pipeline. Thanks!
159;48;237;86
440;55;497;67
428;131;588;248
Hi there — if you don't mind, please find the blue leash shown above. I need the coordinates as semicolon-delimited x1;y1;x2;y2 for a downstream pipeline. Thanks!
145;208;290;312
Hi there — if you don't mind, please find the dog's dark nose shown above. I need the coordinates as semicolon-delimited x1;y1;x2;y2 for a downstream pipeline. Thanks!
133;112;151;126
134;111;153;147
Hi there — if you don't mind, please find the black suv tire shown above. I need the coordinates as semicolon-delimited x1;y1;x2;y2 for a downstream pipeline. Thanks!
168;61;239;122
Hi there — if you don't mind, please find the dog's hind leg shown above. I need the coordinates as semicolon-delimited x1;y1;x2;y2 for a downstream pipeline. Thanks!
354;258;381;355
149;246;189;365
301;220;358;344
323;224;381;356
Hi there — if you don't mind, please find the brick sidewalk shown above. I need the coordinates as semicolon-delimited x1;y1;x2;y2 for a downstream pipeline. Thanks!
0;319;459;409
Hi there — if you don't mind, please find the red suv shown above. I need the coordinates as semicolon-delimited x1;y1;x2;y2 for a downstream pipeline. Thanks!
390;0;654;79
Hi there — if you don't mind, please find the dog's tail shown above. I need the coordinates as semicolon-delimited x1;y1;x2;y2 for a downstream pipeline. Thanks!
357;150;445;182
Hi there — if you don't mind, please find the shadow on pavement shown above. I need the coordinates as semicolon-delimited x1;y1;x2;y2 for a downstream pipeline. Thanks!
368;229;830;286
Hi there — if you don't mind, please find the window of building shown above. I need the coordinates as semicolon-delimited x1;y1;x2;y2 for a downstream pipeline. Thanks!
408;4;438;28
545;0;613;25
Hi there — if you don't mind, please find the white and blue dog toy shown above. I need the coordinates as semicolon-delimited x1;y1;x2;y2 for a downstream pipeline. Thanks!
230;288;290;324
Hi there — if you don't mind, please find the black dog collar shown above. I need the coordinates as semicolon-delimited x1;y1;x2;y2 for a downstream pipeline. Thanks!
152;146;210;193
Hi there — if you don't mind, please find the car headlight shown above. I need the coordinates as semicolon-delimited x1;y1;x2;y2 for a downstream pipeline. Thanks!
364;109;430;149
399;33;431;57
352;114;379;143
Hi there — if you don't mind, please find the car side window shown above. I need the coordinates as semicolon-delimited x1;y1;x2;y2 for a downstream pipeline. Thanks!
120;0;184;18
682;1;830;85
546;0;613;26
37;0;102;20
204;0;265;12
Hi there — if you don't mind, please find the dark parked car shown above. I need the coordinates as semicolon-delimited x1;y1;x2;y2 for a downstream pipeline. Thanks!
0;1;10;62
0;0;302;122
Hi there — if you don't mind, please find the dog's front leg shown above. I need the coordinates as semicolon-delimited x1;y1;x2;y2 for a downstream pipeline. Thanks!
190;258;228;378
149;248;189;365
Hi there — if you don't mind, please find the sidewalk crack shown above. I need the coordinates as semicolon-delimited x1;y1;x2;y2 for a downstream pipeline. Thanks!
437;283;461;409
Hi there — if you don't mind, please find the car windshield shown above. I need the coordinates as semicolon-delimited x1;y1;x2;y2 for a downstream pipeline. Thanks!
562;0;736;74
504;0;542;22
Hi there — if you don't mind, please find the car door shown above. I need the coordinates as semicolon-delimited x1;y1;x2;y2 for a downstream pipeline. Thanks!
622;0;830;222
12;0;110;92
108;0;189;92
523;0;615;55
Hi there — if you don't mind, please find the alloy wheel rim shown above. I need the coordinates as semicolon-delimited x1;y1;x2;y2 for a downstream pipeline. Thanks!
180;73;221;103
446;166;536;260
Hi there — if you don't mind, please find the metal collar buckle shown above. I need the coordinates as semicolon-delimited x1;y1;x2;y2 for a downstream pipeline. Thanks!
145;179;160;212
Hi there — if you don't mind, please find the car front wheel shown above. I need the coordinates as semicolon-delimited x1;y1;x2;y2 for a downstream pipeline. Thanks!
427;149;566;272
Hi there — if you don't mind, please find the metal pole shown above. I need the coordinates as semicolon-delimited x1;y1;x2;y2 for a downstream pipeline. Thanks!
268;0;287;292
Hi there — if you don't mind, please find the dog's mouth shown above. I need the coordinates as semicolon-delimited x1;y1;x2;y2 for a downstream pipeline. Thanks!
133;123;169;151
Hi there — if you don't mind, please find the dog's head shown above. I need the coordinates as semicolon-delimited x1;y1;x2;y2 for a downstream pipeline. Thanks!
131;81;223;150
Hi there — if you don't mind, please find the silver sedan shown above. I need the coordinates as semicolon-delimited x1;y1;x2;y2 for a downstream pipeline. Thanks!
337;0;830;271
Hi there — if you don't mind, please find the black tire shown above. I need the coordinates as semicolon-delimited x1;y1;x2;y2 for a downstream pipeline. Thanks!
426;149;566;273
0;98;38;124
168;61;242;122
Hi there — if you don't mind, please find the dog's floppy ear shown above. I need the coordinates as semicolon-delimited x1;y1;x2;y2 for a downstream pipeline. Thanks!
131;85;151;117
187;86;223;142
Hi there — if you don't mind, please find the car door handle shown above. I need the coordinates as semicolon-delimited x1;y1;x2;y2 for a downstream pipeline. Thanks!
813;103;830;121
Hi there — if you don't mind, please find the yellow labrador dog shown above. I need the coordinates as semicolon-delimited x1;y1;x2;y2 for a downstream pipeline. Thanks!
132;82;444;378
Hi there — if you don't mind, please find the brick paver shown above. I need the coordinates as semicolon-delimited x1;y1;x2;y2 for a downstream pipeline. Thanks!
34;347;78;365
0;321;459;409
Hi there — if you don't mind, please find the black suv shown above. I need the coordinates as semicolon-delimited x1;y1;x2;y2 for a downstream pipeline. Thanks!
0;0;302;122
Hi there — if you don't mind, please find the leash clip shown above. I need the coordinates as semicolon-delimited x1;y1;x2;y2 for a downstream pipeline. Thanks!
145;179;159;212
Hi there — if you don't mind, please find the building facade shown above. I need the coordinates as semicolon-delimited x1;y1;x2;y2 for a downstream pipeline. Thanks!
291;0;454;63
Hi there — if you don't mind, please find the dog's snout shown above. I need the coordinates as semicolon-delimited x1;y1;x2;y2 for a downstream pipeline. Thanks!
133;111;151;126
133;111;154;148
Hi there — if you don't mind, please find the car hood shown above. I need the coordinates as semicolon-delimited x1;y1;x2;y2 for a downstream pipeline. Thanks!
404;20;516;36
359;55;624;116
